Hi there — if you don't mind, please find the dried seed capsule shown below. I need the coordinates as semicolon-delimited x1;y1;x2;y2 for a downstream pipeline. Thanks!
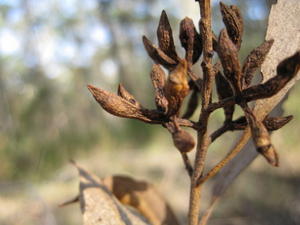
179;17;202;64
247;112;279;167
217;29;242;92
230;115;293;131
172;129;195;153
215;71;235;122
142;36;177;70
118;84;141;108
164;59;190;116
277;51;300;77
157;10;178;62
263;115;293;131
219;2;243;49
88;85;151;123
150;64;168;113
182;89;199;119
242;51;300;102
242;39;274;88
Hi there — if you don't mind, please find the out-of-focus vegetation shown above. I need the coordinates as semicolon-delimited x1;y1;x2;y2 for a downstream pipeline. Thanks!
0;0;299;225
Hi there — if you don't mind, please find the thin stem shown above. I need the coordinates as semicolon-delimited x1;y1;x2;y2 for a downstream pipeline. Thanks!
197;130;252;225
197;128;251;185
198;197;219;225
188;69;203;91
207;96;236;113
177;118;199;130
181;153;194;177
188;1;214;224
210;124;229;142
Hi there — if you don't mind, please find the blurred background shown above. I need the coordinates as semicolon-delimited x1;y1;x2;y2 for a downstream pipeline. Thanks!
0;0;299;224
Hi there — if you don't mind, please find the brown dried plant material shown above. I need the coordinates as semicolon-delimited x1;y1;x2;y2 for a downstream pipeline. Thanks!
211;115;293;142
205;2;300;221
242;51;300;102
217;29;242;92
172;129;195;153
263;115;293;131
231;115;293;131
219;2;243;49
215;71;235;122
150;64;169;113
246;111;279;167
87;85;151;123
157;10;179;62
242;39;274;88
118;84;141;108
183;89;199;119
103;175;180;225
142;36;177;70
179;17;202;64
164;59;190;116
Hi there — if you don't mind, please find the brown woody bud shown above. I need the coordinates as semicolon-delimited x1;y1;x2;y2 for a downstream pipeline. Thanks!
182;89;199;119
263;115;293;131
172;129;195;153
217;29;242;92
242;39;274;88
88;85;152;123
164;59;190;116
215;71;235;122
179;17;202;64
157;10;178;62
247;112;279;167
150;64;169;113
242;51;300;102
219;2;243;49
142;35;177;70
118;84;141;108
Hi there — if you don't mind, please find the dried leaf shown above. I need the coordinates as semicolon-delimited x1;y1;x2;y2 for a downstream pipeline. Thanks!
150;64;168;113
103;175;180;225
217;29;242;92
219;2;243;49
157;10;178;62
242;51;300;102
142;36;177;70
172;129;195;153
118;84;141;108
164;59;190;116
73;162;150;225
242;39;274;88
182;89;199;119
215;71;235;122
179;17;202;64
88;85;152;123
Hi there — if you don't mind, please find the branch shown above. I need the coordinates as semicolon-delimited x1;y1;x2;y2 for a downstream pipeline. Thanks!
188;0;214;225
197;128;251;185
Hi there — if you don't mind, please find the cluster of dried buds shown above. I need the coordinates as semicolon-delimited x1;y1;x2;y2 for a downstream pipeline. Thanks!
88;2;300;167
